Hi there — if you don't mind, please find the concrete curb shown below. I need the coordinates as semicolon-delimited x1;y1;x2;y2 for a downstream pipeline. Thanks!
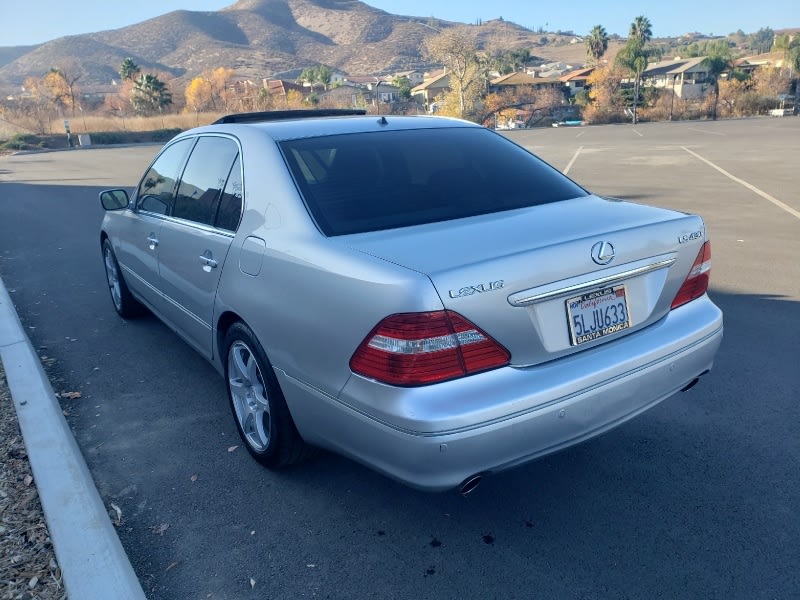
0;276;146;599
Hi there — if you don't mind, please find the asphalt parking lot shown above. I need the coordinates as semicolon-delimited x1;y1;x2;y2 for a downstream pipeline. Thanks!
1;117;798;599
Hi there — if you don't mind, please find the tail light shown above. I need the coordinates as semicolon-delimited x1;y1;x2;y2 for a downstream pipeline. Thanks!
671;241;711;309
350;311;510;386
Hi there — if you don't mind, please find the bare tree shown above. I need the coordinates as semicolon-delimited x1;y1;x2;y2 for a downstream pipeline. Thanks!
423;26;486;119
478;86;564;127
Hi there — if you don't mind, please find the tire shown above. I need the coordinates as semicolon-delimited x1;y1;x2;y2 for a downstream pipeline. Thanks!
223;322;312;468
102;239;142;318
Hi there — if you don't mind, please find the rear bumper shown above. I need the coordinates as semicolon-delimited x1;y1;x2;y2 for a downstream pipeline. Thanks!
279;296;723;491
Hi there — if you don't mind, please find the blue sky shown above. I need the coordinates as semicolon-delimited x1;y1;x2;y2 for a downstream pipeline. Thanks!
1;0;798;47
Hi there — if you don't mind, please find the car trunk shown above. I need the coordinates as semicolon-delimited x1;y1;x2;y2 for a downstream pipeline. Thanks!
343;195;708;367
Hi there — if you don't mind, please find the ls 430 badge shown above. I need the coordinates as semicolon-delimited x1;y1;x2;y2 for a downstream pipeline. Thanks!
449;280;505;299
678;230;703;244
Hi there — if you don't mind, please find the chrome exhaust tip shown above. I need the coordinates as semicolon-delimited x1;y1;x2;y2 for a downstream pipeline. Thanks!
459;474;483;497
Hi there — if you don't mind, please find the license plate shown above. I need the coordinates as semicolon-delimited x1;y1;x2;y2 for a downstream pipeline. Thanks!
567;285;631;346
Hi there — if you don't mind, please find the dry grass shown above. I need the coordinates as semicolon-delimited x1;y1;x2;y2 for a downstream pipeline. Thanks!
56;112;225;134
71;112;225;133
0;366;66;600
1;112;226;138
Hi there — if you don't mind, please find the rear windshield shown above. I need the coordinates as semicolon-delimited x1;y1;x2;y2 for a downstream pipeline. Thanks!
280;127;588;236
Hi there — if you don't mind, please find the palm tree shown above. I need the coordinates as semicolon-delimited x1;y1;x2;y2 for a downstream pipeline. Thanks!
119;58;140;82
617;16;654;124
585;25;609;65
131;73;172;116
629;15;652;44
616;38;650;124
701;41;734;120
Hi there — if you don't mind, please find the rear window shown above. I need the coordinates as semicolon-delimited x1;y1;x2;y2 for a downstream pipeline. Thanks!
280;127;587;236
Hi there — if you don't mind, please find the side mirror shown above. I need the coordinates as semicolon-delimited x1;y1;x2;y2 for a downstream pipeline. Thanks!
100;189;130;211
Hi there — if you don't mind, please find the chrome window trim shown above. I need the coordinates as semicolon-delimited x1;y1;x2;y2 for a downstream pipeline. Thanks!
134;132;244;234
133;210;236;238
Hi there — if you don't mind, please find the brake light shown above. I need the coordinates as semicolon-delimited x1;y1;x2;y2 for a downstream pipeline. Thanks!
671;241;711;309
350;311;510;386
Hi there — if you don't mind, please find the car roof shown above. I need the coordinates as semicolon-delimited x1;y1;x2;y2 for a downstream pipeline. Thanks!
189;114;480;142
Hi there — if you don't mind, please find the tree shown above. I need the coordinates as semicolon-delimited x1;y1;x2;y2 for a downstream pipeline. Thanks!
316;65;333;91
774;36;799;114
747;27;774;54
753;66;792;99
487;48;532;75
477;85;564;127
298;65;334;92
616;37;650;124
701;40;735;120
21;76;51;133
42;69;71;112
119;58;140;82
208;67;236;110
615;16;660;124
285;89;304;109
423;26;486;119
629;16;653;44
131;73;172;115
782;36;800;80
583;64;626;123
773;34;791;51
298;67;318;90
391;75;413;100
585;25;609;65
717;77;750;117
184;77;214;112
37;65;81;116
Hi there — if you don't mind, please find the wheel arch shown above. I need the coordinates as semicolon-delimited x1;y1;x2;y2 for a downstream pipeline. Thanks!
216;310;245;366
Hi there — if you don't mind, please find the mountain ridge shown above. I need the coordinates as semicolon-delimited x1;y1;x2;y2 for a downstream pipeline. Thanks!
0;0;594;89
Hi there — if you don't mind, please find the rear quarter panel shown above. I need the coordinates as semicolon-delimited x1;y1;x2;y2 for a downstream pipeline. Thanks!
212;132;443;397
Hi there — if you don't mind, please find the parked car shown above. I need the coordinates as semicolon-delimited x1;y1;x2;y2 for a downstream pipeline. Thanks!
99;110;723;494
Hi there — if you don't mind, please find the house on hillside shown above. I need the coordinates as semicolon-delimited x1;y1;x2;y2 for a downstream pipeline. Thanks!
411;72;451;112
638;57;710;99
391;70;424;86
530;62;575;78
263;78;306;102
489;72;563;94
734;51;791;75
560;67;595;96
317;84;367;108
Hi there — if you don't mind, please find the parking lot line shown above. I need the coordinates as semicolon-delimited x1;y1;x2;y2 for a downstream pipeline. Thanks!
687;127;726;136
632;128;643;137
682;146;800;220
563;146;583;175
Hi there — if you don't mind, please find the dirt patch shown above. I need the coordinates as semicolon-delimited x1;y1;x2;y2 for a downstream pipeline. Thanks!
0;365;66;600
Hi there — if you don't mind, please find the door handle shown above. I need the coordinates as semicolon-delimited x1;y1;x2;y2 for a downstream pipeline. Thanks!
200;255;218;269
147;234;159;249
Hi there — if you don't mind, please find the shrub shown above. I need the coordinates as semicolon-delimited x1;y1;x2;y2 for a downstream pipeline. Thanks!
0;133;41;150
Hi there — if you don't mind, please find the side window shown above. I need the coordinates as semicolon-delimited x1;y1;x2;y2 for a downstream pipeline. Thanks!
173;137;239;226
215;155;243;231
136;139;192;215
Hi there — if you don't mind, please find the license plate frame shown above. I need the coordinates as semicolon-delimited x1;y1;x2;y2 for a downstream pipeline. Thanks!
566;285;631;346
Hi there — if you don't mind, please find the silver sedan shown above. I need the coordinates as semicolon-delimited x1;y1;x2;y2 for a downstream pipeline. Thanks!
99;111;723;493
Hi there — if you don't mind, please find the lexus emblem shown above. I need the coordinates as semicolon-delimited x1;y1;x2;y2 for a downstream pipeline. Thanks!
591;241;615;265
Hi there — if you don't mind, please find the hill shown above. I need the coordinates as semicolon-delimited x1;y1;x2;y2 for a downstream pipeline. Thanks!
0;0;608;90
